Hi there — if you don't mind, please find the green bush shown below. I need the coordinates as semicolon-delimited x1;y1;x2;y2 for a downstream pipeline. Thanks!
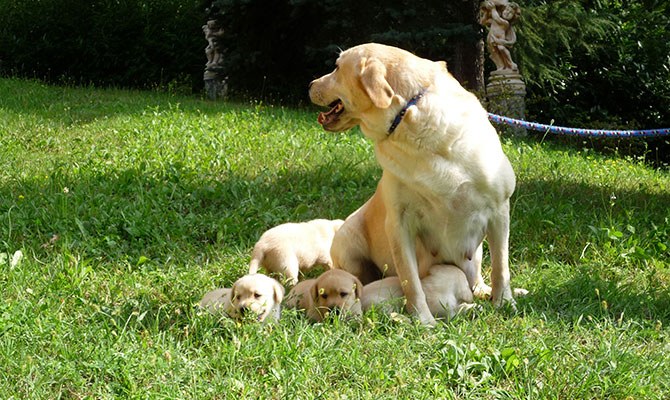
517;0;670;130
0;0;208;91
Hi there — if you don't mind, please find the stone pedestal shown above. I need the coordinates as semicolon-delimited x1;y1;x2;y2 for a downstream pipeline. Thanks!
486;71;527;136
204;70;228;100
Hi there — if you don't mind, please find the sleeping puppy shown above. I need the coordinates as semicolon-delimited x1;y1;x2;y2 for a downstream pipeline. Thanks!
362;264;479;320
248;219;345;285
310;43;522;325
285;269;362;322
199;274;285;323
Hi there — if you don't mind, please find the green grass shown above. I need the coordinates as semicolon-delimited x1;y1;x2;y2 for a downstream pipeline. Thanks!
1;77;669;399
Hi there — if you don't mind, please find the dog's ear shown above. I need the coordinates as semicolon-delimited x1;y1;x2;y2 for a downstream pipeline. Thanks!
272;279;285;304
360;57;394;109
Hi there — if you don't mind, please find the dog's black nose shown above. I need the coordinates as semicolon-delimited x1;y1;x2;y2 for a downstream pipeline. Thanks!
238;306;250;315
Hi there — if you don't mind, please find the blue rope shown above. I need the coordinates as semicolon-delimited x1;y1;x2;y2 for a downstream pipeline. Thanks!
488;113;670;137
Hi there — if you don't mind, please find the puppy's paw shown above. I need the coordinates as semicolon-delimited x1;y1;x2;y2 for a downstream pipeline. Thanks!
389;312;411;324
472;282;492;300
456;302;483;319
513;288;529;297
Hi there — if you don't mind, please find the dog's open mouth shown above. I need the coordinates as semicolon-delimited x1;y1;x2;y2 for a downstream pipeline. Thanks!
317;100;344;127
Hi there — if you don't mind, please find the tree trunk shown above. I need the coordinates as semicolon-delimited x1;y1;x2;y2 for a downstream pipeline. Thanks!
451;0;485;93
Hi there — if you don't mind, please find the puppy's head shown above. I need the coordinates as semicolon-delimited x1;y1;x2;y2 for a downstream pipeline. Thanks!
228;274;284;322
310;269;362;318
309;43;446;133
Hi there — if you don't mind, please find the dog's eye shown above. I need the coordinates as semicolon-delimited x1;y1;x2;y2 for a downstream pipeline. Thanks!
321;293;328;299
254;292;261;299
340;292;347;298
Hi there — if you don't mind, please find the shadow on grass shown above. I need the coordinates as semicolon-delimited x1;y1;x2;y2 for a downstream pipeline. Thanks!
512;175;670;264
518;271;670;326
510;176;670;326
0;160;380;265
1;135;668;330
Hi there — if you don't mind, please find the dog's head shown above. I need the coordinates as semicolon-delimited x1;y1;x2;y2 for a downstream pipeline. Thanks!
309;43;446;134
310;269;362;319
228;274;284;322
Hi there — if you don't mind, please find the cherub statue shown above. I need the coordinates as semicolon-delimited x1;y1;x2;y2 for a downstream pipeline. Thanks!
480;0;521;72
202;20;225;70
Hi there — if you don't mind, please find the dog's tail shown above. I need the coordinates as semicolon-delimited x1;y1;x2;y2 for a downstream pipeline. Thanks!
248;245;264;274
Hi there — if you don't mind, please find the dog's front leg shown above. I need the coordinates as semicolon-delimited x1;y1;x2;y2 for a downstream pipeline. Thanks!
386;214;436;326
470;242;492;299
488;201;514;307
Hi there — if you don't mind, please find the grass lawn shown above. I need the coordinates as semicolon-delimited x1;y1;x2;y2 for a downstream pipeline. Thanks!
1;77;669;399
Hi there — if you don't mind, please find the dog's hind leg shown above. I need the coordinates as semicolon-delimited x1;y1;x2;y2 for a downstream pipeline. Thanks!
330;223;382;285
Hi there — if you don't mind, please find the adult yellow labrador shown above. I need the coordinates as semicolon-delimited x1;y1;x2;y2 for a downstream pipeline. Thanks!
309;43;520;325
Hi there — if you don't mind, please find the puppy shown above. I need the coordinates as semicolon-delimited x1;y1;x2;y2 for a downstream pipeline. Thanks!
248;219;345;285
285;269;362;322
199;274;284;323
362;265;478;320
310;43;523;324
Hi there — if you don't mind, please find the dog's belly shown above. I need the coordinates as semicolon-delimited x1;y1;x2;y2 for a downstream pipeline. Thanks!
406;183;491;284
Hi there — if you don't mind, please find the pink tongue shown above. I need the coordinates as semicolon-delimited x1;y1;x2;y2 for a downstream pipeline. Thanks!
317;103;340;125
318;111;328;125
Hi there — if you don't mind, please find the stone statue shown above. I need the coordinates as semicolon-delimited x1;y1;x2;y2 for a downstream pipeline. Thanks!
480;0;521;73
480;0;526;135
202;18;227;99
202;19;224;70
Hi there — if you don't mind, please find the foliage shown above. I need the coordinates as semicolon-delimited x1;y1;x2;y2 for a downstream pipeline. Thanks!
1;78;669;398
516;0;670;129
0;0;208;91
209;0;481;102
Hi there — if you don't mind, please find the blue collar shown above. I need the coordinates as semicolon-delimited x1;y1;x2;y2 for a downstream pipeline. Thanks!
387;89;427;135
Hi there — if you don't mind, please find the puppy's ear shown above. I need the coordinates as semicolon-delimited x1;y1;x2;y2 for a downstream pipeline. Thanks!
229;282;237;303
352;276;363;299
310;283;320;303
272;280;285;304
360;57;394;109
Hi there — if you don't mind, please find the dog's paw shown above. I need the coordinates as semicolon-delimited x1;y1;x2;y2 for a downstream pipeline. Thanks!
417;313;438;327
513;288;529;297
492;293;517;311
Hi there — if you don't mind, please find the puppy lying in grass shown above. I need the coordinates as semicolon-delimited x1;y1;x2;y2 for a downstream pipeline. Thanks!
361;265;479;320
199;274;285;323
248;219;345;285
285;269;362;322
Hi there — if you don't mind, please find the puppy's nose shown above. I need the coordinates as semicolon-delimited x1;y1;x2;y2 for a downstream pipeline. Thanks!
238;306;250;315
